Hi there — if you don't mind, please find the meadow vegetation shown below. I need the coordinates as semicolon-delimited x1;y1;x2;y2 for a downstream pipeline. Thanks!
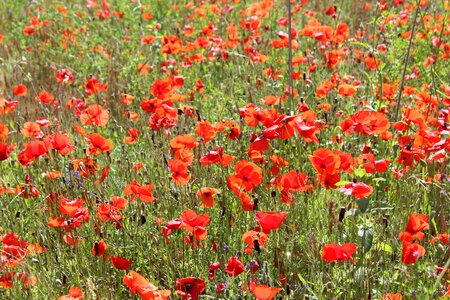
0;0;449;299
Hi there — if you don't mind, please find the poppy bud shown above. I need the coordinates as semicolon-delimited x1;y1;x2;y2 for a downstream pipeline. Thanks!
249;260;259;274
216;282;226;294
339;207;346;222
253;239;261;253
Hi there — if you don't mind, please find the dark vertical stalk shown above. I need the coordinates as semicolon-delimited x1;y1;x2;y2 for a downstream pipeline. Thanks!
395;1;421;121
287;0;294;113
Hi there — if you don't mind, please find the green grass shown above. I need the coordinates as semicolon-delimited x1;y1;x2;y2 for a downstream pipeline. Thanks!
0;0;449;299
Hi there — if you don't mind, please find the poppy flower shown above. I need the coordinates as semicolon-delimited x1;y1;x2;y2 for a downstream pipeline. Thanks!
18;140;48;166
176;277;206;300
13;84;27;96
430;233;450;245
123;128;138;144
338;84;357;97
62;233;82;246
170;135;198;152
92;239;107;256
80;104;109;126
45;133;75;155
339;182;373;199
196;187;218;208
339;111;390;136
180;210;210;235
151;79;172;99
404;213;429;234
322;242;357;262
278;170;312;192
0;122;8;141
227;160;263;192
242;230;268;254
195;120;216;142
199;146;234;166
225;257;245;277
308;148;341;175
124;271;171;300
86;133;113;155
0;143;14;161
110;255;133;270
56;69;74;84
83;76;107;95
401;241;425;264
0;98;18;115
124;180;155;203
382;293;403;300
21;122;43;138
249;281;282;300
398;213;429;242
58;286;83;300
255;212;288;234
168;159;190;185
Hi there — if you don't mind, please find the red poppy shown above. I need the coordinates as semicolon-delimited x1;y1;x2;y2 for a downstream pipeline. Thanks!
225;256;245;277
0;272;15;288
170;135;198;152
151;79;172;99
86;133;114;155
58;286;83;300
308;148;341;175
242;230;269;254
196;187;218;208
62;233;82;246
255;212;288;234
92;239;107;256
123;271;171;300
123;128;138;144
227;160;263;192
45;133;75;155
21;122;43;138
404;213;429;234
168;159;190;185
110;255;133;270
199;146;234;166
278;170;312;192
249;281;282;300
339;110;390;136
195;120;216;142
322;242;357;262
18;140;48;166
13;84;27;96
339;182;373;199
398;213;429;242
401;241;425;264
83;76;107;95
80;104;109;126
124;180;155;203
56;69;74;84
181;209;210;230
430;233;450;245
176;277;206;300
0;122;7;141
0;143;14;161
37;91;55;104
381;293;403;300
338;84;357;97
0;98;18;115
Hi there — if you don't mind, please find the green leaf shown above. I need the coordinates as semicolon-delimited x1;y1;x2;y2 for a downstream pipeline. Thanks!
358;226;373;253
356;197;370;213
354;167;367;178
335;180;351;187
374;242;393;254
